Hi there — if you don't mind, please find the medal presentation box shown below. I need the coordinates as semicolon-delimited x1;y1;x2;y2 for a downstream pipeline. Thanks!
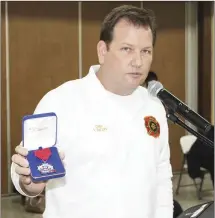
22;112;66;182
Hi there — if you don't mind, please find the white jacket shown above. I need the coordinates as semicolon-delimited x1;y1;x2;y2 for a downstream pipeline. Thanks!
11;65;173;218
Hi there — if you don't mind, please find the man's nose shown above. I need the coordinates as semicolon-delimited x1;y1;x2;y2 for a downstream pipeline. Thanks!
131;52;143;68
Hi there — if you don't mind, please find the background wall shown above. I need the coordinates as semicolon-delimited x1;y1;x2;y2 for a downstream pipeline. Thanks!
211;3;214;125
198;1;213;122
1;1;213;195
1;1;8;195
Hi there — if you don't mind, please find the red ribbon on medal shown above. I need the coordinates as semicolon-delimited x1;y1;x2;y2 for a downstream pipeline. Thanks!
34;148;52;162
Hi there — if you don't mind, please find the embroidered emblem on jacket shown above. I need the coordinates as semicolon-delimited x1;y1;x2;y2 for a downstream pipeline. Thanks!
93;125;107;132
144;116;160;138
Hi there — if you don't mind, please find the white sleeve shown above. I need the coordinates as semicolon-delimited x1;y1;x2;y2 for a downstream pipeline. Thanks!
154;110;174;218
11;90;55;196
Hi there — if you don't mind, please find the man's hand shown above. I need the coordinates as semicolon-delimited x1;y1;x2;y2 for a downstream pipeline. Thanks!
11;143;65;196
12;144;32;185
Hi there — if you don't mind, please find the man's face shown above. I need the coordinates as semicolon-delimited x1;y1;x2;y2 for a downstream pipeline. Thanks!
97;19;153;94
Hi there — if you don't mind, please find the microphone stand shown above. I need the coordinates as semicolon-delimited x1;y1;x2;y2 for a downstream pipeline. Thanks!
166;109;214;148
165;108;214;218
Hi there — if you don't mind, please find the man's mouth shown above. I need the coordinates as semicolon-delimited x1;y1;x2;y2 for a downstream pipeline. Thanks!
128;72;142;75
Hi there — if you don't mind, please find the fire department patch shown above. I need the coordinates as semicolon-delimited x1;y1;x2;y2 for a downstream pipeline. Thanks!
144;116;160;138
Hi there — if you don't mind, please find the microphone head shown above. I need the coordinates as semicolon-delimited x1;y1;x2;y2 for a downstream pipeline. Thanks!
148;80;164;97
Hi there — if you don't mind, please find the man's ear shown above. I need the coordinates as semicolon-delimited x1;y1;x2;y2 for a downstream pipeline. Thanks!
97;40;108;64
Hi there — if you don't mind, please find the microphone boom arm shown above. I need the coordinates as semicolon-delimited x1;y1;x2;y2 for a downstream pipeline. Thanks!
158;89;212;133
166;109;214;148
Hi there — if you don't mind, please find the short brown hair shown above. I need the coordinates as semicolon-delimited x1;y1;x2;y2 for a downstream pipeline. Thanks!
100;5;157;47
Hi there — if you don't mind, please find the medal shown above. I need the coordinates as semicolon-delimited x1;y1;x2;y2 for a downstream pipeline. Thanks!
34;147;56;174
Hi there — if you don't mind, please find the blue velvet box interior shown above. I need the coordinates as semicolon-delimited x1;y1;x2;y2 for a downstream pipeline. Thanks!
22;112;65;182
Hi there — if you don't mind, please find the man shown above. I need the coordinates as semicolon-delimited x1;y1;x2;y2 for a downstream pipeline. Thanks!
11;5;173;218
187;125;214;186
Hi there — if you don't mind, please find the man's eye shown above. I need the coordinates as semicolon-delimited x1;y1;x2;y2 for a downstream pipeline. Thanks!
121;47;132;52
142;50;152;55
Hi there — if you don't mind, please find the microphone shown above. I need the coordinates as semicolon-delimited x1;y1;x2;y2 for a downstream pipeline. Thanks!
148;80;212;133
